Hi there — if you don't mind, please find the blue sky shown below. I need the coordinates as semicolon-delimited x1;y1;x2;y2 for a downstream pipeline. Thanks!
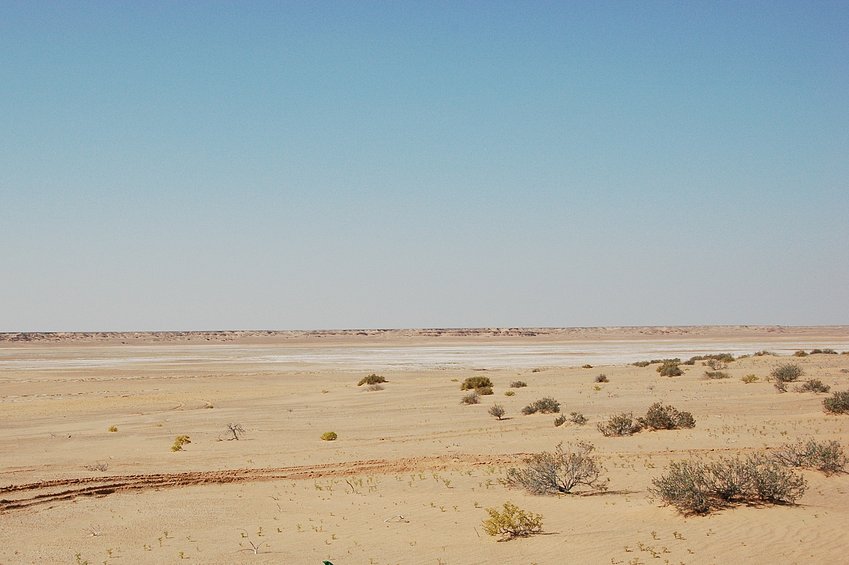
2;1;847;331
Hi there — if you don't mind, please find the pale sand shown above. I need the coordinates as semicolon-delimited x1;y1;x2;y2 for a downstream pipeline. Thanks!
1;327;848;564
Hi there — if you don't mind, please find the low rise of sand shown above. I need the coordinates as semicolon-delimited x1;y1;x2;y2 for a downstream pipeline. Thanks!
1;327;848;564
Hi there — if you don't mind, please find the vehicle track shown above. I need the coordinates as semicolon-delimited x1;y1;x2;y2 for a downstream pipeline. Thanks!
0;453;524;512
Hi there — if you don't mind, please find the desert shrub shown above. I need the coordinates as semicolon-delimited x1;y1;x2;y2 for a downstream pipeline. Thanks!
171;435;191;452
488;404;506;420
705;359;726;370
223;422;245;440
633;360;651;367
704;370;730;380
581;364;593;369
461;376;493;391
358;373;387;386
797;379;830;393
771;363;803;383
823;390;849;414
773;438;847;475
570;412;587;425
741;374;759;384
553;414;567;427
108;425;118;432
657;361;683;377
754;350;775;357
597;413;642;436
320;431;338;441
521;397;561;415
688;353;735;364
810;348;837;355
476;386;494;395
774;380;788;393
509;380;527;388
482;502;543;541
639;403;696;430
461;392;481;405
595;374;609;383
651;454;807;514
504;390;516;397
505;442;607;494
793;350;808;357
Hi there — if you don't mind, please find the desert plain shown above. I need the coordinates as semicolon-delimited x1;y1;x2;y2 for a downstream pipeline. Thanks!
1;326;849;565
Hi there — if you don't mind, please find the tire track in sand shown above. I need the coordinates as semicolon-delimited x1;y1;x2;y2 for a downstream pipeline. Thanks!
0;453;524;512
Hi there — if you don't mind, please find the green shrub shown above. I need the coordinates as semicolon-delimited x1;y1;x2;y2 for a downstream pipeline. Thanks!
597;413;642;436
171;435;191;452
771;364;803;383
798;379;830;393
651;454;807;514
510;380;527;388
504;390;515;397
639;403;696;430
823;390;849;414
482;502;543;540
773;438;847;475
657;361;683;377
358;373;387;386
521;397;561;415
505;442;607;494
741;374;759;384
595;374;609;383
462;392;481;405
704;370;730;380
461;376;493;391
320;431;338;441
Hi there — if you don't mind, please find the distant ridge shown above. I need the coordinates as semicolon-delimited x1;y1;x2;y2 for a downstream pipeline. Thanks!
2;326;848;344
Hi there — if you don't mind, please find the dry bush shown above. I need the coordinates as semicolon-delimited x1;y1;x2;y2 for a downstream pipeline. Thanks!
504;390;516;397
224;423;245;440
461;376;493;391
553;414;567;427
651;454;807;515
797;379;830;393
570;412;588;425
657;360;683;377
639;403;696;430
597;413;642;436
505;442;607;495
741;374;759;384
794;350;809;357
482;502;543;541
510;380;527;388
754;350;775;356
476;385;494;395
595;374;609;383
773;438;847;475
823;390;849;414
461;392;481;405
810;348;837;354
358;373;387;386
633;360;651;367
488;404;506;420
704;370;730;380
771;364;803;383
521;397;561;415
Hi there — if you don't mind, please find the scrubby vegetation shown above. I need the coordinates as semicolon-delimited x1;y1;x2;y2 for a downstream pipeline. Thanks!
570;412;588;425
504;390;516;397
171;435;191;452
771;364;803;383
461;376;493;391
823;390;849;414
320;431;338;441
597;412;642;436
482;502;543;541
797;379;830;393
594;374;609;383
639;403;696;430
741;374;759;383
793;350;808;357
461;392;481;405
553;414;567;427
651;454;807;514
358;373;387;386
509;380;527;388
810;348;837;355
488;404;506;420
632;360;651;367
476;386;494;395
108;425;118;432
505;442;607;495
657;360;683;377
521;397;561;415
773;438;846;475
704;370;730;380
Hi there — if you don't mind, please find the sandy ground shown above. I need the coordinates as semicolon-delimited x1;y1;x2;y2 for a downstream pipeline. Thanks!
1;327;848;564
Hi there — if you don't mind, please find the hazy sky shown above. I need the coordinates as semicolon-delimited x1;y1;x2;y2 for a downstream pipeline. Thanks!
2;1;848;331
